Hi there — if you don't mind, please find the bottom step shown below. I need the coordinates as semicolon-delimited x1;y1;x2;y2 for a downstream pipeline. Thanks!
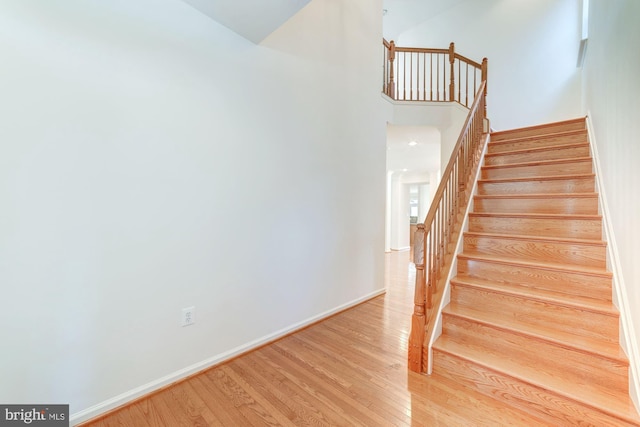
408;372;547;425
433;348;640;426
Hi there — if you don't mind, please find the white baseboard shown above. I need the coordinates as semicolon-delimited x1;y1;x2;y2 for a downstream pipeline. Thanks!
585;113;640;412
70;287;387;425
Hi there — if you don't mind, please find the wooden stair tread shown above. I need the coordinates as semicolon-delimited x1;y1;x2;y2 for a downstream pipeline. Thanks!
490;118;586;141
482;156;592;170
464;231;607;247
478;173;594;184
469;211;602;220
442;303;627;362
451;274;616;317
418;372;550;425
457;252;612;277
475;192;598;200
433;337;640;424
488;128;587;146
487;130;588;155
484;142;589;157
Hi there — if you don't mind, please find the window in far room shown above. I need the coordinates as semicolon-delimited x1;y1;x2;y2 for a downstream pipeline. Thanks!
578;0;589;67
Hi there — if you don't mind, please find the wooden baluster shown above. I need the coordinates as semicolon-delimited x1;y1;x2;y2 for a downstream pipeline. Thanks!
482;57;488;118
423;53;427;100
426;226;433;309
458;60;461;104
408;224;427;373
410;52;414;100
429;225;435;301
465;64;469;107
473;67;477;105
458;143;465;197
449;174;454;227
388;41;396;99
430;53;434;101
403;52;407;100
442;53;448;101
449;42;455;102
435;208;440;282
453;161;458;213
436;54;440;100
443;181;449;244
438;207;442;280
437;207;443;280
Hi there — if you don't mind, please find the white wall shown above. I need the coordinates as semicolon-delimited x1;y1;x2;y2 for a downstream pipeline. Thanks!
395;0;583;130
0;0;385;421
583;0;640;401
440;104;470;172
418;183;430;222
389;174;410;250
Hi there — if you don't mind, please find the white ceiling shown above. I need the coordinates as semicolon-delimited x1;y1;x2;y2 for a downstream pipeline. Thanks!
180;0;311;44
180;0;467;45
382;0;467;41
386;125;440;178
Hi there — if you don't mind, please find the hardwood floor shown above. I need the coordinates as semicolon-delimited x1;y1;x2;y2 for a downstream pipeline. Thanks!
80;250;548;426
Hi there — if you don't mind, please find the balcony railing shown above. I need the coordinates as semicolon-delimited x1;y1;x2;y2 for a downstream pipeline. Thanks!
382;40;487;110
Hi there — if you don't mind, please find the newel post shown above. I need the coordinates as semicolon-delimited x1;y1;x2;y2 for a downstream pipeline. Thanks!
481;57;488;118
408;224;427;373
387;40;396;99
448;42;455;102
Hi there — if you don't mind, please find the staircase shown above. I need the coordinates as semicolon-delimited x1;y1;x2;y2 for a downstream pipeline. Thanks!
431;118;640;425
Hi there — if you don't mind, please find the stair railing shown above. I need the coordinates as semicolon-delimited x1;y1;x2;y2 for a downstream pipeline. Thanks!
383;40;487;109
408;80;488;373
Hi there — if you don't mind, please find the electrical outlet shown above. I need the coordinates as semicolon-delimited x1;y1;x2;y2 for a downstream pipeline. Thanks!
181;306;195;327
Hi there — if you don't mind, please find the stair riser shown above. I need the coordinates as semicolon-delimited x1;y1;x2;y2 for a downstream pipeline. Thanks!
451;284;619;344
491;120;586;142
442;314;628;394
457;258;612;302
485;145;590;166
473;196;599;215
488;132;588;154
481;160;593;179
463;235;606;268
478;177;595;195
432;351;636;427
468;215;602;240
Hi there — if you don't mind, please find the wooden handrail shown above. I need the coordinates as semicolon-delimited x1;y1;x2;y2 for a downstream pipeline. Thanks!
408;81;488;373
454;53;482;69
382;39;486;108
393;47;449;54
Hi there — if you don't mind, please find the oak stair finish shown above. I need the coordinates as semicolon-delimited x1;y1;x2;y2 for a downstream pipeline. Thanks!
432;118;640;426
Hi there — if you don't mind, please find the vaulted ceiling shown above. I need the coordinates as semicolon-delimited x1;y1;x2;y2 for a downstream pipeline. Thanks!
180;0;311;44
382;0;468;41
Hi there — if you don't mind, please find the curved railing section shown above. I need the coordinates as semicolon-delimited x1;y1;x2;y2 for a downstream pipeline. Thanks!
382;40;487;109
407;81;489;373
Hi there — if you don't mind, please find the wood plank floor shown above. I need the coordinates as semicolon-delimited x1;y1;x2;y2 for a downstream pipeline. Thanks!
81;250;547;426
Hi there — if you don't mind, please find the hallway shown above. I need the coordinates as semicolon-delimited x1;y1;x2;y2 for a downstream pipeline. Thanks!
83;251;545;426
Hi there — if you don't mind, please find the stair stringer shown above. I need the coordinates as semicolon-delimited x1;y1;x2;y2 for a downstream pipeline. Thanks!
426;138;490;375
586;113;640;413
